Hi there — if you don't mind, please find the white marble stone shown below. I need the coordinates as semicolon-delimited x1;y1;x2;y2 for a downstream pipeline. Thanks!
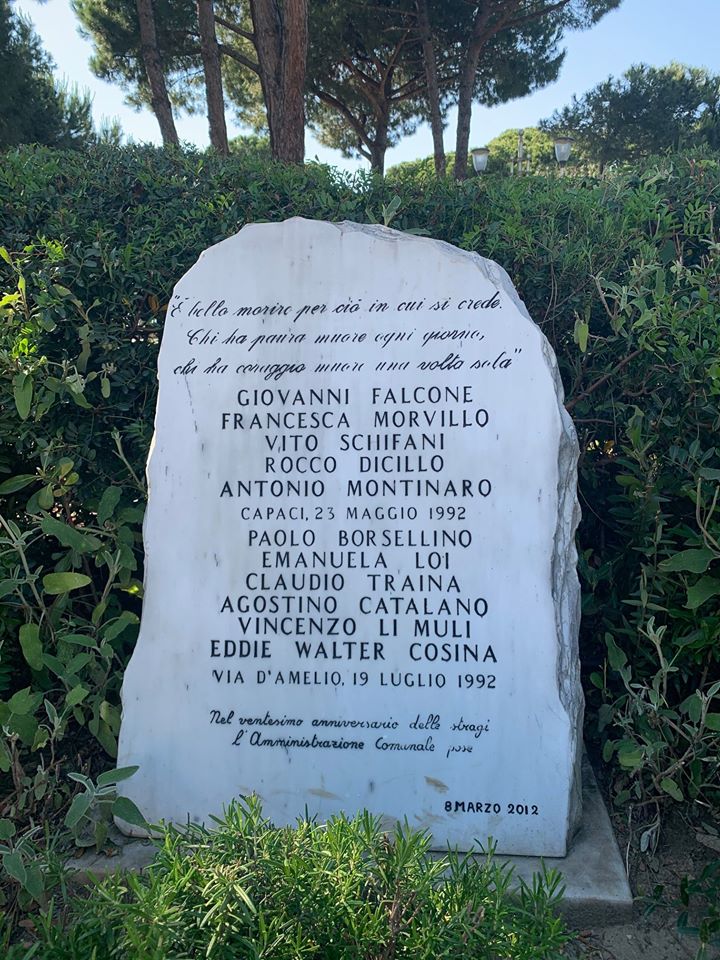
116;218;583;856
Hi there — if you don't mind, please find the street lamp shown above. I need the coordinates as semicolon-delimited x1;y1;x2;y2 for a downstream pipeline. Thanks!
471;147;490;173
553;136;574;166
513;129;531;175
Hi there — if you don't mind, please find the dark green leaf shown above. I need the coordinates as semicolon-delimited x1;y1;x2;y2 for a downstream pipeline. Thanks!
65;685;89;707
8;687;37;716
97;765;139;788
617;744;643;769
660;549;714;574
0;580;17;599
112;796;147;829
2;851;27;885
43;572;92;595
680;693;703;723
64;792;92;829
40;515;102;553
91;718;117;758
0;819;16;841
44;699;58;726
605;634;627;671
19;623;43;671
660;778;683;802
103;611;139;641
62;634;97;648
13;374;32;421
7;713;38;747
23;863;45;900
37;485;54;509
66;652;93;674
97;485;122;525
686;577;720;610
0;474;37;494
597;703;613;731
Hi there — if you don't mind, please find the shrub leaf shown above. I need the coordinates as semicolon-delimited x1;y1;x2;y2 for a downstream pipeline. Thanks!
64;792;92;829
660;778;683;802
685;576;720;610
660;549;714;573
43;572;91;595
19;624;43;671
40;516;102;553
112;796;147;828
0;474;37;494
97;765;139;788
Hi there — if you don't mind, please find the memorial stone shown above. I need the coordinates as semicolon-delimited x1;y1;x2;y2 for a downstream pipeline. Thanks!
116;218;583;857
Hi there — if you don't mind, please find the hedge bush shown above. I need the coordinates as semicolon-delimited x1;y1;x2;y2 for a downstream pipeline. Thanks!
11;803;570;960
0;145;718;919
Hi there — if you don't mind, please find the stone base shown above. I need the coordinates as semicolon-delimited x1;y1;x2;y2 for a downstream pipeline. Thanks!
492;755;633;927
67;837;156;885
69;756;631;927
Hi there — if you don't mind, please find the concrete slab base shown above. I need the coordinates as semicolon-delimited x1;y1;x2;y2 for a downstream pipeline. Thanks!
69;756;632;927
68;836;156;885
494;755;633;927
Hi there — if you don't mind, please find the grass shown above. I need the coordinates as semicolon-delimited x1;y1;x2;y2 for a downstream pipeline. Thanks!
11;799;571;959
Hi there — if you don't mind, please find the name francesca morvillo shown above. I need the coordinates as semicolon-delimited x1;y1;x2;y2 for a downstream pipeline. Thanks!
218;384;493;500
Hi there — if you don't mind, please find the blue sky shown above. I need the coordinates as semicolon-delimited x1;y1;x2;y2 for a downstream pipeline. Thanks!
14;0;720;170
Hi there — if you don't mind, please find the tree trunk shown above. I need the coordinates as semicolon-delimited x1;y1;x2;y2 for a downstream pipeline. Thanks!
250;0;307;164
197;0;229;155
135;0;179;147
453;39;484;180
279;0;307;163
248;0;281;154
415;0;445;176
369;119;389;176
453;0;572;179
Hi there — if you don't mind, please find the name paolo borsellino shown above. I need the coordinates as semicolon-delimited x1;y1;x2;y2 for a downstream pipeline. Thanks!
210;376;498;679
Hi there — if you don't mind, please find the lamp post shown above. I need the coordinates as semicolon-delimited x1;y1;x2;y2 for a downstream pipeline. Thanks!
553;136;574;173
471;147;489;174
517;129;525;175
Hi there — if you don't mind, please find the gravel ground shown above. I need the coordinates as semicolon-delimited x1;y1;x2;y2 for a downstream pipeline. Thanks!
566;799;719;960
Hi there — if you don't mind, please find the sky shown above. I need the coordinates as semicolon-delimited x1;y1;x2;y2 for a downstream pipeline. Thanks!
13;0;720;172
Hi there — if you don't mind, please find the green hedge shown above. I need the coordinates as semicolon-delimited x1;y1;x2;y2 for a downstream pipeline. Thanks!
0;146;718;884
12;803;570;960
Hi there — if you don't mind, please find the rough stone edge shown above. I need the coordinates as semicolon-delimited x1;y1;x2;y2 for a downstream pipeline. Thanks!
323;220;584;846
116;218;584;846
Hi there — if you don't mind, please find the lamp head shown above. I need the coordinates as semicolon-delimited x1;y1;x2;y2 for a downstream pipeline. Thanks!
554;136;574;164
471;147;490;173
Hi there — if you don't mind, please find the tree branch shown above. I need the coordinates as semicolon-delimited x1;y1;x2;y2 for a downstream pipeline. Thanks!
566;348;644;411
392;72;425;98
382;30;411;87
214;15;255;43
391;85;425;103
218;43;260;74
500;0;572;34
314;88;373;151
341;59;384;113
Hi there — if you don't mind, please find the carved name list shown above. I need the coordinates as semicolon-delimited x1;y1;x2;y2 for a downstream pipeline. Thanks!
117;219;583;856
